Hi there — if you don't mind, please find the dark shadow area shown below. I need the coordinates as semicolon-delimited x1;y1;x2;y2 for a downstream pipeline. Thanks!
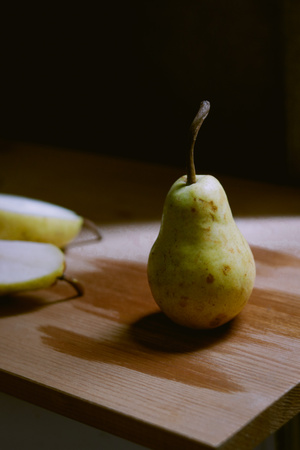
0;285;82;318
128;310;235;353
0;2;292;185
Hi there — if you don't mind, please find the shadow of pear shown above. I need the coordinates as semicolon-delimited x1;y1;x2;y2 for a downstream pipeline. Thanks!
129;309;236;354
0;285;81;318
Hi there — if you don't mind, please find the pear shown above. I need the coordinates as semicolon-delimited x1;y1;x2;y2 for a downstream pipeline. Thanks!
0;240;82;296
147;101;256;329
0;194;83;248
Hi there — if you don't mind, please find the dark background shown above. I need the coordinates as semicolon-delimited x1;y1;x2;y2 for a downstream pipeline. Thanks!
0;2;290;184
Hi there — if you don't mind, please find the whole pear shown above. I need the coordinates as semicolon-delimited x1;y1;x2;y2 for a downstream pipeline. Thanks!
147;102;255;329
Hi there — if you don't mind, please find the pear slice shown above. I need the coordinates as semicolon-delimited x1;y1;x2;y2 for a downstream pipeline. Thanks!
0;194;83;248
0;240;67;296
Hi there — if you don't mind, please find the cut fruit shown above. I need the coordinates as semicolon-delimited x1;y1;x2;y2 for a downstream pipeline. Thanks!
0;240;65;295
0;194;83;247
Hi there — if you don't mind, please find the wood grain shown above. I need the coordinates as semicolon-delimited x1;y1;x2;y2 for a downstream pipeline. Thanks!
0;142;300;449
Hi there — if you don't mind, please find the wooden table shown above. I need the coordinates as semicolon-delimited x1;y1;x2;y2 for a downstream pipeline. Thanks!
0;142;299;450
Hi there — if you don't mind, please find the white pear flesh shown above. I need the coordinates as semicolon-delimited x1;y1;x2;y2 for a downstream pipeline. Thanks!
0;240;65;296
147;175;256;329
0;194;83;248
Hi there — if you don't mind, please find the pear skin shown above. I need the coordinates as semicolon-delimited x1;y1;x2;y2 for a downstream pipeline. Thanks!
147;175;256;329
0;209;83;248
0;194;83;248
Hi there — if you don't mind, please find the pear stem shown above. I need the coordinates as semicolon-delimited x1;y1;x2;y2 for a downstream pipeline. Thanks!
58;274;84;297
65;218;102;250
83;218;102;241
187;101;210;185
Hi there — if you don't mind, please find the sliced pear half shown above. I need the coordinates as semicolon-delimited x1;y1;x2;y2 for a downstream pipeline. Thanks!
0;194;83;248
0;240;66;296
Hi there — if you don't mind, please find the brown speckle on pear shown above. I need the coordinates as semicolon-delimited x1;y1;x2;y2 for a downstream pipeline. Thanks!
206;273;215;283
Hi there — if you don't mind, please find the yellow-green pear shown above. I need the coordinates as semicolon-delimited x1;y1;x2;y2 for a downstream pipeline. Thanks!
0;240;82;296
147;101;256;329
0;194;83;248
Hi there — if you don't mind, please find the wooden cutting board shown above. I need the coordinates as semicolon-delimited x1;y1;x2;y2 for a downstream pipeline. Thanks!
0;142;299;450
